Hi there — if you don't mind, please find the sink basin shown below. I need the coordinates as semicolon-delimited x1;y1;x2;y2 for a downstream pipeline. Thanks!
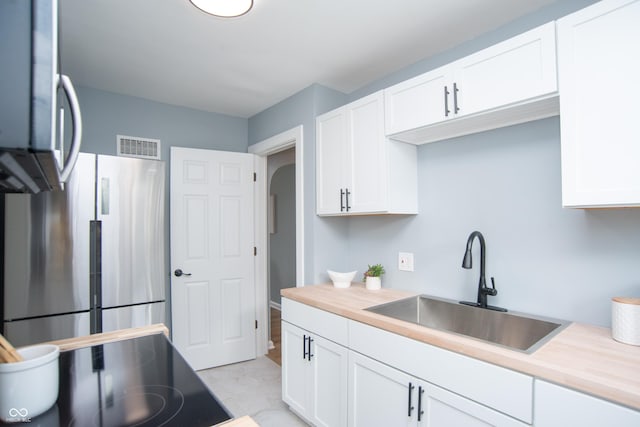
365;295;569;353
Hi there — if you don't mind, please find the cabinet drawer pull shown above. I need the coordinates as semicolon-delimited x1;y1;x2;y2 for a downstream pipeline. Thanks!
453;82;460;114
408;382;415;416
340;189;345;212
418;386;425;421
308;337;314;361
444;86;450;117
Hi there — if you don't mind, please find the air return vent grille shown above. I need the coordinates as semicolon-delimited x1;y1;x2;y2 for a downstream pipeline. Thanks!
116;135;161;160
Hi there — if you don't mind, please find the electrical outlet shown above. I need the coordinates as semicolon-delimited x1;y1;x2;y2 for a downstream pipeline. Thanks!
398;252;414;272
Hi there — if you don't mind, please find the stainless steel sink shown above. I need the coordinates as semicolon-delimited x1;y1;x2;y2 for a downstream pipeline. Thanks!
365;295;570;353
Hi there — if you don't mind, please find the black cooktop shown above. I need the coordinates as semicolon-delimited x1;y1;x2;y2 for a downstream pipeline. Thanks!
2;334;232;426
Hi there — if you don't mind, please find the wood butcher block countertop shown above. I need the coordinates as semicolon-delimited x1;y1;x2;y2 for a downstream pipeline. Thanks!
46;323;170;351
281;283;640;411
217;415;259;427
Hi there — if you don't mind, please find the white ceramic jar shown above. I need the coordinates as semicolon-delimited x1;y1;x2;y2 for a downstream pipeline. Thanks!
0;344;60;422
611;297;640;346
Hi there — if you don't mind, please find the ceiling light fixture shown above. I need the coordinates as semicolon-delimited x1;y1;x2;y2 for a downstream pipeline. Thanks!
189;0;253;18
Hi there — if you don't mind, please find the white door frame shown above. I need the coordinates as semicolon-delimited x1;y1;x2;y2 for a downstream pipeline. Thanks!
249;125;304;355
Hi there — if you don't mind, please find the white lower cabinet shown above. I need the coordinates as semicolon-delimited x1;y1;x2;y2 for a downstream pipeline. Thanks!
422;384;527;427
282;320;348;427
282;300;639;426
348;320;533;423
349;350;417;426
348;350;526;427
534;380;640;426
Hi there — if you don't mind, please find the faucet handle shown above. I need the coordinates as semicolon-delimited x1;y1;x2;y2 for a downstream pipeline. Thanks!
486;277;498;296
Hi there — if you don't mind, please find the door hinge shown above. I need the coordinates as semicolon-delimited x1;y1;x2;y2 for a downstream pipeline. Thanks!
253;172;257;182
255;320;258;329
254;246;257;256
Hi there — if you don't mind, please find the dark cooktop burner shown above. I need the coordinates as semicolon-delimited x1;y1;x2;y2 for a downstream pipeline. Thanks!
2;334;232;427
69;385;183;427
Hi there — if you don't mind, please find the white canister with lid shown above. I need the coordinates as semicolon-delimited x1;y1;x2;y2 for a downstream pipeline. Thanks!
611;297;640;346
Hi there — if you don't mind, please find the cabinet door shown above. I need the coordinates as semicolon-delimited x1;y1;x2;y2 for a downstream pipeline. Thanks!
316;107;349;214
422;383;527;427
281;321;310;417
348;351;417;427
535;380;640;426
348;91;387;214
384;65;451;135
557;0;640;207
311;335;349;427
453;22;557;117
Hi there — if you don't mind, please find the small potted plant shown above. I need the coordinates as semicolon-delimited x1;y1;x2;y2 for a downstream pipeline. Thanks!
363;263;385;290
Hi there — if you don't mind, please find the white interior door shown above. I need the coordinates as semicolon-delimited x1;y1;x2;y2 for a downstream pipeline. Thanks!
170;147;256;370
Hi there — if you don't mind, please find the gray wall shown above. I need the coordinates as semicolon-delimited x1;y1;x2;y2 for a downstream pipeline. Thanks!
269;164;296;305
75;86;248;329
248;0;640;326
249;84;350;285
348;118;640;327
77;86;247;157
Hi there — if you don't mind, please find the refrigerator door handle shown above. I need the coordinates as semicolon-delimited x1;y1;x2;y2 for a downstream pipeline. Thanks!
90;220;103;334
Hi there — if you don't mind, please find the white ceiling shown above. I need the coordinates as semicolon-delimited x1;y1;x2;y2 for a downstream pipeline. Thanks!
60;0;556;119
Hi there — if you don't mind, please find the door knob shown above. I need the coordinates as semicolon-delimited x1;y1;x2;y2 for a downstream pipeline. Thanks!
174;269;192;277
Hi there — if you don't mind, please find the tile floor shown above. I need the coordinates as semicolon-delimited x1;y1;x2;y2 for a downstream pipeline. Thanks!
197;356;308;427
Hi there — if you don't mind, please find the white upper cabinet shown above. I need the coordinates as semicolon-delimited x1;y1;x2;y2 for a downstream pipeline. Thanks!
347;93;388;214
316;91;418;216
453;22;557;117
385;22;558;145
316;107;349;214
557;0;640;208
384;65;451;135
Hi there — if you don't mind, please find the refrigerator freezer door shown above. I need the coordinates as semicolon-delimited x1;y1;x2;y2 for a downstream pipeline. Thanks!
3;311;91;347
4;153;95;320
97;155;166;308
101;302;166;333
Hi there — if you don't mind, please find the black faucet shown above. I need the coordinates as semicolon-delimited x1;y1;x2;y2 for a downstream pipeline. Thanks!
459;231;507;312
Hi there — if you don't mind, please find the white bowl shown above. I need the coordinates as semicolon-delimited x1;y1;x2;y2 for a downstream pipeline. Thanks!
328;270;357;288
0;344;60;422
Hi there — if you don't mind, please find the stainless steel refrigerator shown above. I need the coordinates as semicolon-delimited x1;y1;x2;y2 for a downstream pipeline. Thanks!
2;153;166;346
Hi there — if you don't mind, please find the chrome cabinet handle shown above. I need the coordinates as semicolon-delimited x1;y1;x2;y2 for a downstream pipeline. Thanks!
345;189;351;212
174;269;192;277
453;82;460;114
444;85;450;117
